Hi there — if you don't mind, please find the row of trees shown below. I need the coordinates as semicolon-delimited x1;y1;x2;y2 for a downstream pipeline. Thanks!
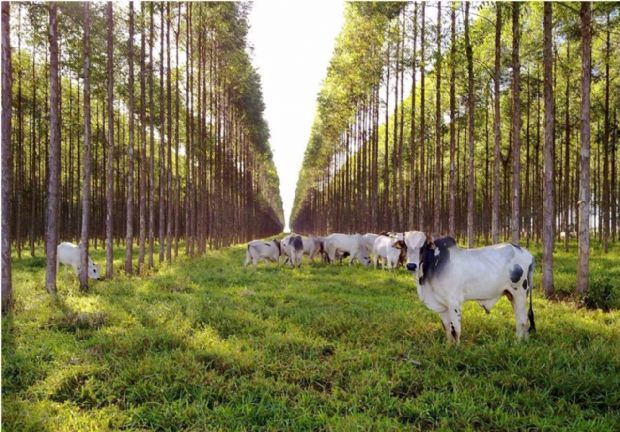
291;2;619;295
1;2;284;311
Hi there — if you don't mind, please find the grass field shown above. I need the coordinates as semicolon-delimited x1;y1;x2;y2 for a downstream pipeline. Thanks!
2;241;620;431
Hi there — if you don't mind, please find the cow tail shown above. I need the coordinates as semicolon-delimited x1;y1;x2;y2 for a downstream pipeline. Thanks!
527;258;536;334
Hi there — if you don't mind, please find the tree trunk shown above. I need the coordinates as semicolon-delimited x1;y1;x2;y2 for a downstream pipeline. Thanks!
2;2;12;311
434;2;442;235
511;2;521;245
45;4;60;295
105;2;114;279
542;1;554;298
418;2;426;232
465;2;475;247
602;13;610;253
148;2;155;268
138;2;147;272
409;3;417;229
79;2;92;291
492;3;502;244
125;1;135;274
158;3;165;264
448;3;456;238
576;2;591;294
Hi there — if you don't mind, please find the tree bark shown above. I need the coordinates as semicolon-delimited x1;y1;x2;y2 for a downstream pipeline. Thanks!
2;2;12;311
576;2;591;294
125;1;135;274
542;1;554;298
105;2;114;279
511;2;521;245
434;1;442;235
492;3;502;244
465;2;475;247
448;3;456;238
45;5;60;296
79;2;92;291
138;2;147;272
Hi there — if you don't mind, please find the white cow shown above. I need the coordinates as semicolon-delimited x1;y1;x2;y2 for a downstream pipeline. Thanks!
281;234;304;268
362;233;379;254
323;233;371;266
56;242;101;280
403;231;535;343
302;236;324;262
244;239;281;269
372;234;406;270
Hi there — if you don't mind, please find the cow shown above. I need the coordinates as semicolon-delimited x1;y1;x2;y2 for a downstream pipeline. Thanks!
244;239;281;270
302;235;325;262
323;233;371;266
281;234;304;268
372;234;406;270
362;233;379;254
403;231;535;343
56;242;101;280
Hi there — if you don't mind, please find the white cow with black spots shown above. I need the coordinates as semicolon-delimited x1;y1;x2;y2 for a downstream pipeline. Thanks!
403;231;535;343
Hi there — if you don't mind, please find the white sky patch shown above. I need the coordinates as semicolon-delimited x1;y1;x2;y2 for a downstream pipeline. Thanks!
248;0;345;231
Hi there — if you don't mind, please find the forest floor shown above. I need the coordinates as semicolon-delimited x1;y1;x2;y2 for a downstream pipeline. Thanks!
3;241;620;431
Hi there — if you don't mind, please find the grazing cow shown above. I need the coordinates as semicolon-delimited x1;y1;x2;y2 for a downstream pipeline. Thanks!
281;234;304;268
403;231;535;343
362;233;379;254
56;242;101;280
323;233;371;266
244;239;281;269
372;234;406;270
302;236;325;262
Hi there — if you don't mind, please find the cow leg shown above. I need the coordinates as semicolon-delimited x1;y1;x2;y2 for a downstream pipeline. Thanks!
244;251;251;268
444;305;462;344
509;290;529;340
373;255;378;269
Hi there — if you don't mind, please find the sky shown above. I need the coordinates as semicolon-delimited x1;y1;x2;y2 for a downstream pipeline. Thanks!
248;0;345;231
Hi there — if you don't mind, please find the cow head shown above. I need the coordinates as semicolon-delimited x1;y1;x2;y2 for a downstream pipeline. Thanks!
404;231;426;274
418;235;456;284
88;258;101;280
392;239;407;267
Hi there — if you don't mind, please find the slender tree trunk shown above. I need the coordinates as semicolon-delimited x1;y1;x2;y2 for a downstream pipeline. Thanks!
511;2;521;245
138;2;147;272
409;3;418;229
465;2;475;247
434;2;442;234
576;2;591;294
166;2;173;262
158;3;165;264
563;43;571;252
79;2;92;291
448;3;456;238
542;1;554;298
105;2;114;279
125;1;135;274
148;3;155;268
602;13;610;253
419;2;426;232
1;2;13;311
492;3;502;244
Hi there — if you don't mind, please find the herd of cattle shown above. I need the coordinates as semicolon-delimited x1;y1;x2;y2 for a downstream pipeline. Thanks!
245;231;536;343
55;231;536;343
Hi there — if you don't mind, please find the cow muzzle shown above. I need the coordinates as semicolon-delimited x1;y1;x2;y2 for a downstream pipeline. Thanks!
406;263;417;272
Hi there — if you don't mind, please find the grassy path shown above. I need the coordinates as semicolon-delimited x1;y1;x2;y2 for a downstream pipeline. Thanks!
3;244;620;431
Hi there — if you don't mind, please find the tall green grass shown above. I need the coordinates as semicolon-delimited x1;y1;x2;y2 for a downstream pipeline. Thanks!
2;242;619;431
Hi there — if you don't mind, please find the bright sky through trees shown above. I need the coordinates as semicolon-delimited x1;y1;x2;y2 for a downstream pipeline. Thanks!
248;0;345;230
